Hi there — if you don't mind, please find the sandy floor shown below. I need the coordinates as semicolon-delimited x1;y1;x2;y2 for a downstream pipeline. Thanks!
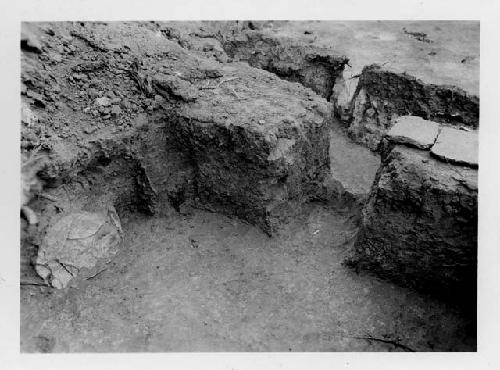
21;204;475;352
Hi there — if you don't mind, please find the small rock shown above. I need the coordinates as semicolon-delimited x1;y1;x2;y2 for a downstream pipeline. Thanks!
111;105;122;115
26;90;46;107
83;126;96;134
49;53;63;63
111;97;121;104
87;88;99;99
431;127;478;168
120;99;131;109
72;73;87;81
21;104;38;126
189;238;199;249
35;207;123;289
94;96;111;107
386;116;440;149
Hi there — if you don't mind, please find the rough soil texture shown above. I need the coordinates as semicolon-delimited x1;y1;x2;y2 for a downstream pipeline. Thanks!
348;145;478;304
219;30;348;100
140;55;332;234
343;65;479;150
20;21;478;352
266;21;479;95
156;21;480;152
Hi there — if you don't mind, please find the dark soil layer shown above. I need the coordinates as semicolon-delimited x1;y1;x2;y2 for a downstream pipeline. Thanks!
347;146;478;305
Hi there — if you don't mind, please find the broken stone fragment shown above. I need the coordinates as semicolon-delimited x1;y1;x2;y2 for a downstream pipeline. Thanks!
111;104;122;115
430;126;478;168
35;207;123;289
386;116;440;149
94;96;111;107
21;103;38;127
152;74;198;102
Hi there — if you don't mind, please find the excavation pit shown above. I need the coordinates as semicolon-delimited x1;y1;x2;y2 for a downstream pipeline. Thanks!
20;20;478;352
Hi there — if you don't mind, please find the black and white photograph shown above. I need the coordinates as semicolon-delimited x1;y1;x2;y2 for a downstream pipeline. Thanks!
3;0;500;368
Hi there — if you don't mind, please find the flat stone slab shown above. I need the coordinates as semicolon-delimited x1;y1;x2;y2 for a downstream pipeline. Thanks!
386;116;440;149
431;127;478;168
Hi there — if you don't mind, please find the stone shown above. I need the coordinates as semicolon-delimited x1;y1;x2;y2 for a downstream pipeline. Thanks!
347;145;478;302
35;207;123;289
49;53;63;63
111;105;122;115
21;104;38;127
431;126;478;168
94;96;111;107
386;116;440;149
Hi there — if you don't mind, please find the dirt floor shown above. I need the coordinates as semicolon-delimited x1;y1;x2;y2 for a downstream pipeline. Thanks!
21;202;475;352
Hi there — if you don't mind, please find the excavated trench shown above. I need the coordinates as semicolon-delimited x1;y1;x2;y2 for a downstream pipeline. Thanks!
20;21;477;352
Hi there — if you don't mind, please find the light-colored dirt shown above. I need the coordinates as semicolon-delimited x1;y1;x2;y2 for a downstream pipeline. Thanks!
21;204;474;352
269;21;479;96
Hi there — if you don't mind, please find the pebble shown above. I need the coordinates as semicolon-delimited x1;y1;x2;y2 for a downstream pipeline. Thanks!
50;53;63;63
111;105;122;115
87;88;99;98
95;96;111;107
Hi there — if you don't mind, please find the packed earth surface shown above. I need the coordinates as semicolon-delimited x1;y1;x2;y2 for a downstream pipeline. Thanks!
20;21;479;352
